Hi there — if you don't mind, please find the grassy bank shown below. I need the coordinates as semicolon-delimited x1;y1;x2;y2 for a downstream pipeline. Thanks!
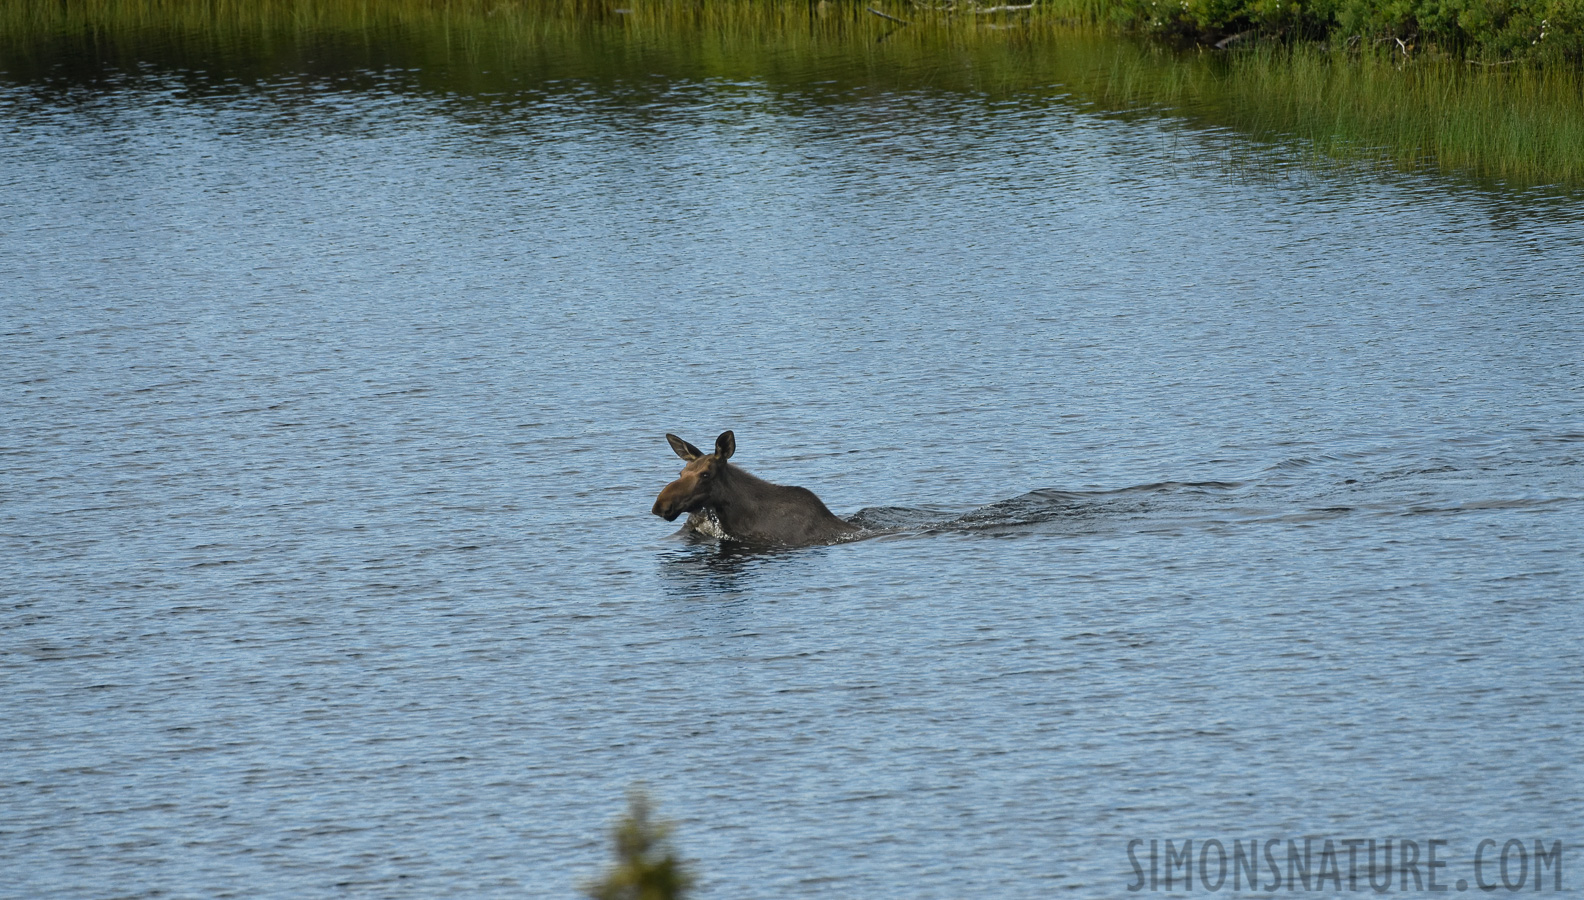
3;0;1582;187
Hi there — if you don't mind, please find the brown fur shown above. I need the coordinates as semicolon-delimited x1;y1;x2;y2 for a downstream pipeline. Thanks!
651;430;858;547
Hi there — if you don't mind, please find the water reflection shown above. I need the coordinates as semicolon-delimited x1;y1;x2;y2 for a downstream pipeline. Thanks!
655;536;818;600
7;11;1584;194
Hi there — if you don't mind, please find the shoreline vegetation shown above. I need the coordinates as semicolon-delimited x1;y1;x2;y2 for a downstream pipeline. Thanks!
2;1;1582;187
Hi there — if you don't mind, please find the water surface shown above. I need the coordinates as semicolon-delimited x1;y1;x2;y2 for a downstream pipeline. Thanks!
3;25;1582;899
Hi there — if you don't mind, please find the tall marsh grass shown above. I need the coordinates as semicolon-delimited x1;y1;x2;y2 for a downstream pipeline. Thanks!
3;0;1582;187
1097;43;1584;185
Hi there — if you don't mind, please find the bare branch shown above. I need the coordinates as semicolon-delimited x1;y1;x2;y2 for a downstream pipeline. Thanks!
867;5;913;24
1214;30;1253;49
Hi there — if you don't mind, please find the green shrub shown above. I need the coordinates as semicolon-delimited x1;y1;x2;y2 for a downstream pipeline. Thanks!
1109;0;1584;57
584;791;693;900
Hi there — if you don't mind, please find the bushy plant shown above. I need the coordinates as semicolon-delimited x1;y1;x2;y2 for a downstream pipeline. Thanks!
584;791;694;900
1107;0;1584;56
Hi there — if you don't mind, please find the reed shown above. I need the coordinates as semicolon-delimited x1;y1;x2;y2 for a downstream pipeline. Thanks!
3;1;1582;187
1092;42;1584;185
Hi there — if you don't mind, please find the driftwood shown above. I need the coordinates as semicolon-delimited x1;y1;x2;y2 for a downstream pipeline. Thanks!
906;0;1034;11
1214;30;1253;49
1372;33;1417;57
867;5;912;24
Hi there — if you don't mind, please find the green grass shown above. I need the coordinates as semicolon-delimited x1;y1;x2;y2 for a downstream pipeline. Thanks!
3;0;1582;187
1094;42;1584;184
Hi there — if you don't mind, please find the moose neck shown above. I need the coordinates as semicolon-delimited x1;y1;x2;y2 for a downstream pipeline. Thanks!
706;464;770;533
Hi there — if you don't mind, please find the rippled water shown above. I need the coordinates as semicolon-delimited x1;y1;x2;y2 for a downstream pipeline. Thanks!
3;29;1582;899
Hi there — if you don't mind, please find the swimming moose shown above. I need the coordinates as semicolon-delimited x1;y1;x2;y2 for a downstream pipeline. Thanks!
651;431;858;547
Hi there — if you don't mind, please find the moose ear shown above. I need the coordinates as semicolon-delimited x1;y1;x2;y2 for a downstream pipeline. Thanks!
666;433;704;461
714;430;736;461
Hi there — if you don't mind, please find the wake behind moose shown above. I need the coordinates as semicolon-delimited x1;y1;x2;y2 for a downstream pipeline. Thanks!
651;431;858;547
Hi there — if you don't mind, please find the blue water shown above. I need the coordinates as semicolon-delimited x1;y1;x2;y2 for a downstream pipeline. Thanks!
3;32;1582;899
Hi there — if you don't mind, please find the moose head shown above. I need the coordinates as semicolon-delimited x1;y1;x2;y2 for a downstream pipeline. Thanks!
651;431;736;522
